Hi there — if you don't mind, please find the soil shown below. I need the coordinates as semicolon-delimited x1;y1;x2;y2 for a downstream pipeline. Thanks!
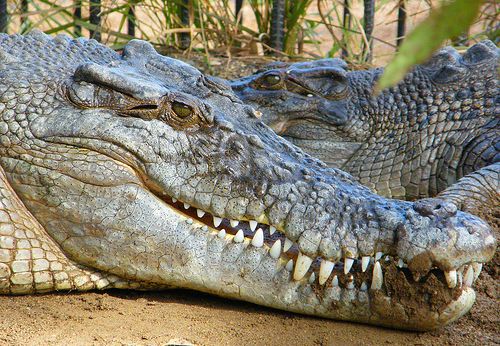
0;57;498;346
0;267;497;346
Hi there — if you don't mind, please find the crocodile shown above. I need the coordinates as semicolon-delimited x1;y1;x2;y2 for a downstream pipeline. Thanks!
231;42;499;228
0;31;496;331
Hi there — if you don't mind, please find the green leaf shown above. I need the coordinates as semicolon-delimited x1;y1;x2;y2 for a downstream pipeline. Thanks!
376;0;483;93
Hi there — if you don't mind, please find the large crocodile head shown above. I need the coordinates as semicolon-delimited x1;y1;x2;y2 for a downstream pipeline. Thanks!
0;31;496;330
232;42;499;200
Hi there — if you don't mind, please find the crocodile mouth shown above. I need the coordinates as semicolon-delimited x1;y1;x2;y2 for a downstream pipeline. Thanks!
44;136;488;299
155;192;484;297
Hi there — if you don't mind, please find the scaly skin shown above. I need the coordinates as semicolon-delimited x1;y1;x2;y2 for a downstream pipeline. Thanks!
0;32;496;330
231;42;499;214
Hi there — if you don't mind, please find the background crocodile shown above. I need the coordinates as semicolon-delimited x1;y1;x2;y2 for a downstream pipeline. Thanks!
231;42;499;228
0;32;495;331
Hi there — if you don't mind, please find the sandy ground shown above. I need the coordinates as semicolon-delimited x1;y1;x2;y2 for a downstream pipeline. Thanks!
0;265;498;346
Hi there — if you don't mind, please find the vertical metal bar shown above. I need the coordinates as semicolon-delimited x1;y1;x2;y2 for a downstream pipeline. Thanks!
89;0;101;42
269;0;285;53
0;0;7;33
341;0;351;58
74;0;82;37
20;0;28;26
234;0;244;48
128;2;136;37
363;0;374;62
179;0;190;49
396;1;406;48
235;0;243;21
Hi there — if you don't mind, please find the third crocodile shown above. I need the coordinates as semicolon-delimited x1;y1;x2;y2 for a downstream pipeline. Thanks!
0;32;496;331
231;41;499;226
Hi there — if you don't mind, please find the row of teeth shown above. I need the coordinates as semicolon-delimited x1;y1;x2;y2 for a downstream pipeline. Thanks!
444;263;483;288
178;199;281;236
177;199;483;289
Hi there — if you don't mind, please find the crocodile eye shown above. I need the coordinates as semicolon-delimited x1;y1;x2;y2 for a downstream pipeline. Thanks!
172;101;193;118
330;80;348;97
163;97;207;130
254;73;284;90
263;74;282;86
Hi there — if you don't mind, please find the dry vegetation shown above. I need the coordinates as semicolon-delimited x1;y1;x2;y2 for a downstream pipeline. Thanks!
5;0;498;67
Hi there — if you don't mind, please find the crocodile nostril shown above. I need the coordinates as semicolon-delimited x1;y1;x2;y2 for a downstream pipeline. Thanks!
413;198;457;218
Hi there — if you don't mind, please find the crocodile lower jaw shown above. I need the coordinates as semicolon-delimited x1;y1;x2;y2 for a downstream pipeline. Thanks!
159;193;484;293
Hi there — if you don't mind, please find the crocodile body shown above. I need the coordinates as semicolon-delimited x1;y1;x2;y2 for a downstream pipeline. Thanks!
231;42;499;224
0;32;496;331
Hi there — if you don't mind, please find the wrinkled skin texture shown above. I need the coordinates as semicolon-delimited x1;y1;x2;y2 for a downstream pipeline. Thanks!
0;32;496;331
231;42;499;226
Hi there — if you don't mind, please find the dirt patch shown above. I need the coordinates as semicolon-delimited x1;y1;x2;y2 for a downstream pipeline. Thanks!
0;274;497;346
383;264;460;316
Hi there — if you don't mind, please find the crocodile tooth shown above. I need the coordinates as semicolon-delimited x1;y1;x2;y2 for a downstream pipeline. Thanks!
444;270;457;288
285;259;294;271
213;216;222;227
201;225;208;232
293;252;313;281
233;230;244;243
319;260;335;285
458;265;465;274
269;240;281;259
332;275;339;287
249;220;258;231
472;263;482;281
412;271;422;282
360;282;368;291
464;265;474;287
344;258;354;274
384;256;391;262
186;218;193;225
230;219;239;227
347;281;354;290
196;209;205;218
397;258;405;268
283;238;293;252
371;262;383;290
361;256;370;272
457;270;463;287
269;226;276;235
307;93;313;98
217;229;226;239
375;252;383;261
251;228;264;247
172;198;177;203
308;272;316;284
183;203;190;209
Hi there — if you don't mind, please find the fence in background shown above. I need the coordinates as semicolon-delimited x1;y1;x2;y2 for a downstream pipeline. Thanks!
0;0;494;64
